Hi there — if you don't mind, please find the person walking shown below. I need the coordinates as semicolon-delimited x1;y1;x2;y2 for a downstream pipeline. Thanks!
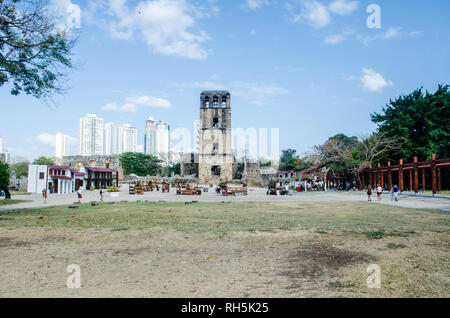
391;186;395;201
42;188;47;204
393;185;399;201
376;184;383;201
367;186;372;202
77;187;83;203
99;188;104;202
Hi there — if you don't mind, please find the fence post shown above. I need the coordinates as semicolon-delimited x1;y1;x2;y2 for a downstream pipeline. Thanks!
399;159;404;192
387;161;392;190
431;154;437;195
422;167;426;193
414;157;419;194
378;163;381;188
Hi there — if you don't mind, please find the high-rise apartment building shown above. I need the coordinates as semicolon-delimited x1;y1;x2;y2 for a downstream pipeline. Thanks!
144;117;157;155
78;114;104;156
156;120;170;160
55;133;70;159
104;123;123;155
122;124;138;153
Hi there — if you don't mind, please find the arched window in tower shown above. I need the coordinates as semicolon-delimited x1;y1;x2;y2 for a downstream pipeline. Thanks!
205;96;210;108
212;96;219;108
221;96;227;108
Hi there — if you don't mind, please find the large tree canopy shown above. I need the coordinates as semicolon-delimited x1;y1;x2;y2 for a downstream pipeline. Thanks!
371;85;450;161
120;153;162;177
32;156;54;165
279;149;299;171
0;0;75;98
10;160;29;178
311;133;401;185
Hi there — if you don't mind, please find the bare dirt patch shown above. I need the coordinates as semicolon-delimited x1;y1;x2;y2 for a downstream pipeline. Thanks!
281;243;375;280
0;202;448;297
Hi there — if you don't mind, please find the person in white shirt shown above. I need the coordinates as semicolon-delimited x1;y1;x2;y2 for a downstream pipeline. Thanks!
77;187;83;203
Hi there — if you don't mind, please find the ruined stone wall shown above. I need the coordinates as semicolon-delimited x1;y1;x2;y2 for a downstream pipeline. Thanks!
244;161;263;186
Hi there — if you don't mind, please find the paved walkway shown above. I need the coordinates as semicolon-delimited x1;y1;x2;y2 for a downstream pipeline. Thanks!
1;185;450;212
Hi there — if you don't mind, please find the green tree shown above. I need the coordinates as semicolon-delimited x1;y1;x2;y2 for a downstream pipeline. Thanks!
10;161;29;178
315;133;401;186
371;85;450;161
169;162;181;176
32;156;54;165
1;0;76;98
279;149;298;171
0;161;11;199
120;152;161;176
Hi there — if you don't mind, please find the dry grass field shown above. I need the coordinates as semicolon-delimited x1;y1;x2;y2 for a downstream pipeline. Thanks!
0;201;448;298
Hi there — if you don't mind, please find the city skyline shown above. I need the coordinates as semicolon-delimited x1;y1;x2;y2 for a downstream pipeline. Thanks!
44;114;172;161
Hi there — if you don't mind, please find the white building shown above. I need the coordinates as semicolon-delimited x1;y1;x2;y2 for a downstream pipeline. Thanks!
0;137;9;163
156;120;170;160
122;124;138;153
55;133;70;159
104;123;123;155
144;117;157;155
78;114;104;156
27;165;86;194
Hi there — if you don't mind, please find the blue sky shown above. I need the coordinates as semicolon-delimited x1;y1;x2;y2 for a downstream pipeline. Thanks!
0;0;449;161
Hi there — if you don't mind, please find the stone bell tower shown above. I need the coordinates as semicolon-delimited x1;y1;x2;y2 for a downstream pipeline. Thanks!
198;90;234;182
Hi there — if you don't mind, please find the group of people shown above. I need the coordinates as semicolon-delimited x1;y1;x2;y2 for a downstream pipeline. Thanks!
41;186;105;203
366;184;400;202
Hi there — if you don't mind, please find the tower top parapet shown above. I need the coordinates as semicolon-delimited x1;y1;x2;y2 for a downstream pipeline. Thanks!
200;90;231;109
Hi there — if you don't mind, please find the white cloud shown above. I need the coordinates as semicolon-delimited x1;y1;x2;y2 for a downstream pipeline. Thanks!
49;0;82;31
324;33;345;45
101;103;138;113
34;133;77;147
101;0;210;59
382;27;401;39
231;82;288;106
357;27;401;45
180;81;226;90
102;95;171;113
36;133;57;147
292;1;331;28
244;0;270;11
126;96;172;108
328;0;359;16
289;0;359;29
360;68;393;92
409;31;423;37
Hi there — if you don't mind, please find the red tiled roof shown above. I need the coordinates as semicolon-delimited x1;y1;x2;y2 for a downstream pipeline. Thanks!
49;165;70;170
85;167;117;173
70;169;86;176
